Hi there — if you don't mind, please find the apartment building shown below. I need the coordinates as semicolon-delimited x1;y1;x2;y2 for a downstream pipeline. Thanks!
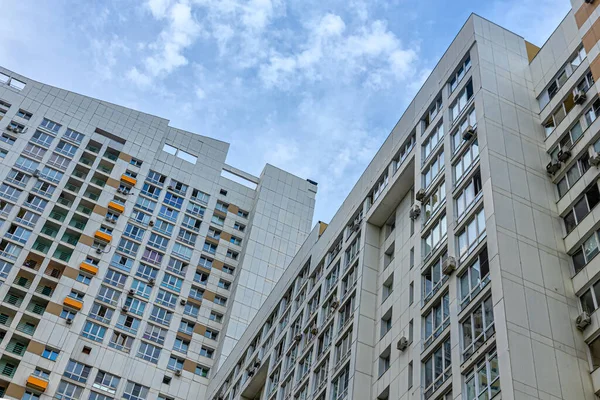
207;1;600;400
0;67;317;400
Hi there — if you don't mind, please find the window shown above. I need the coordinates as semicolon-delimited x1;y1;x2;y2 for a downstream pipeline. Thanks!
371;172;389;203
194;271;209;285
423;338;451;399
64;128;84;143
16;109;32;119
461;296;494;360
81;321;107;342
564;184;600;234
164;192;183;209
123;381;149;400
223;264;235;275
116;314;140;334
456;171;482;220
186;201;206;217
64;360;91;383
15;156;40;173
0;183;22;202
422;151;444;189
137;342;161;364
422;96;443;130
173;242;193;260
104;269;127;288
423;180;446;222
205;328;219;340
200;346;214;358
141;248;163;265
459;247;489;308
195;365;210;378
211;214;225;226
408;361;413;389
191;189;210;204
226;249;239;260
135;197;156;213
378;346;391;377
162;273;183;292
124;224;145;241
453;140;479;184
449;55;471;94
32;130;54;147
60;308;76;320
42;347;59;361
179;319;195;335
184;302;200;317
40;118;61;133
203;241;217;254
159;205;179;222
55;380;83;400
96;285;120;306
423;252;448;303
23;143;47;160
124;297;146;316
56;141;77;157
422;214;447;258
89;302;114;324
423;292;450;348
237;209;249;218
168;356;184;371
464;351;500;400
457;208;486;258
148;233;169;251
234;222;245;232
174;337;190;353
156;289;178;309
117;239;140;256
111;254;134;273
538;47;587;110
409;281;414;304
143;323;168;345
230;236;242;246
149;306;172;326
109;331;134;353
450;80;474;121
332;365;350;399
423;123;444;161
182;215;201;231
380;308;392;338
76;273;91;285
210;311;223;323
218;279;231;290
557;153;590;198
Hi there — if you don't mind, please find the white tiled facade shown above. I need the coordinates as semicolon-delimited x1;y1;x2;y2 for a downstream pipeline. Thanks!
208;2;600;400
0;67;316;399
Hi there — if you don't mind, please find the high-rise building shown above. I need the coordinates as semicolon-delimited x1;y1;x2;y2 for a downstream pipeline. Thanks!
0;67;316;399
207;2;600;400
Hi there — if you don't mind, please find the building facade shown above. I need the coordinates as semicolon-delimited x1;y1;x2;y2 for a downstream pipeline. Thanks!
207;1;600;400
0;67;316;400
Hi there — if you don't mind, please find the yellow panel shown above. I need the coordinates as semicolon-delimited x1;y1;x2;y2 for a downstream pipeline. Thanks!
120;175;137;186
63;297;83;310
79;262;98;275
107;201;125;213
26;376;48;391
94;230;112;242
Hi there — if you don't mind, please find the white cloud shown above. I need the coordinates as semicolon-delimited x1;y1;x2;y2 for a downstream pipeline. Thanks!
258;15;419;90
127;67;153;87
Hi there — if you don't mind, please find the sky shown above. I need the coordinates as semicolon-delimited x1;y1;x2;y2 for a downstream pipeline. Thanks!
0;0;571;225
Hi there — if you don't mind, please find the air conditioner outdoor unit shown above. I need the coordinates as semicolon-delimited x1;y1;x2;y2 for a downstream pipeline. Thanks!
585;0;595;4
294;333;302;341
310;326;319;335
66;318;73;325
6;126;14;132
168;186;174;190
330;299;339;309
462;125;476;141
14;128;23;134
557;149;571;162
33;170;40;177
247;368;255;377
442;256;457;275
415;188;426;202
174;369;182;377
409;204;421;220
129;289;135;295
589;146;600;166
121;306;129;313
149;220;155;226
574;89;587;105
546;161;561;175
180;299;187;305
397;336;408;351
254;359;261;368
576;311;591;330
95;248;103;254
105;216;115;223
148;278;155;286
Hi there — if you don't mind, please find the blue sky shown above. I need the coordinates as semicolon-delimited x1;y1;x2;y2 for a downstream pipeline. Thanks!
1;0;570;224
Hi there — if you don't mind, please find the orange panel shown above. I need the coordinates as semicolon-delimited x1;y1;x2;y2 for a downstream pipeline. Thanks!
26;375;48;391
79;262;98;275
94;230;112;242
63;297;83;310
107;201;125;213
120;175;137;186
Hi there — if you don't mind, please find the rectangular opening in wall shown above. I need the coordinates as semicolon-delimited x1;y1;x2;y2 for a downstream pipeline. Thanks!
220;169;258;190
95;128;126;145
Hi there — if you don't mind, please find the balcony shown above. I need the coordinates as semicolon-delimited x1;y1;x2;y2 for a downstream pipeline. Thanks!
0;357;19;379
121;174;137;186
80;261;98;275
63;297;83;310
6;338;28;356
95;230;112;242
26;375;49;392
108;201;125;213
26;300;47;316
16;319;37;336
